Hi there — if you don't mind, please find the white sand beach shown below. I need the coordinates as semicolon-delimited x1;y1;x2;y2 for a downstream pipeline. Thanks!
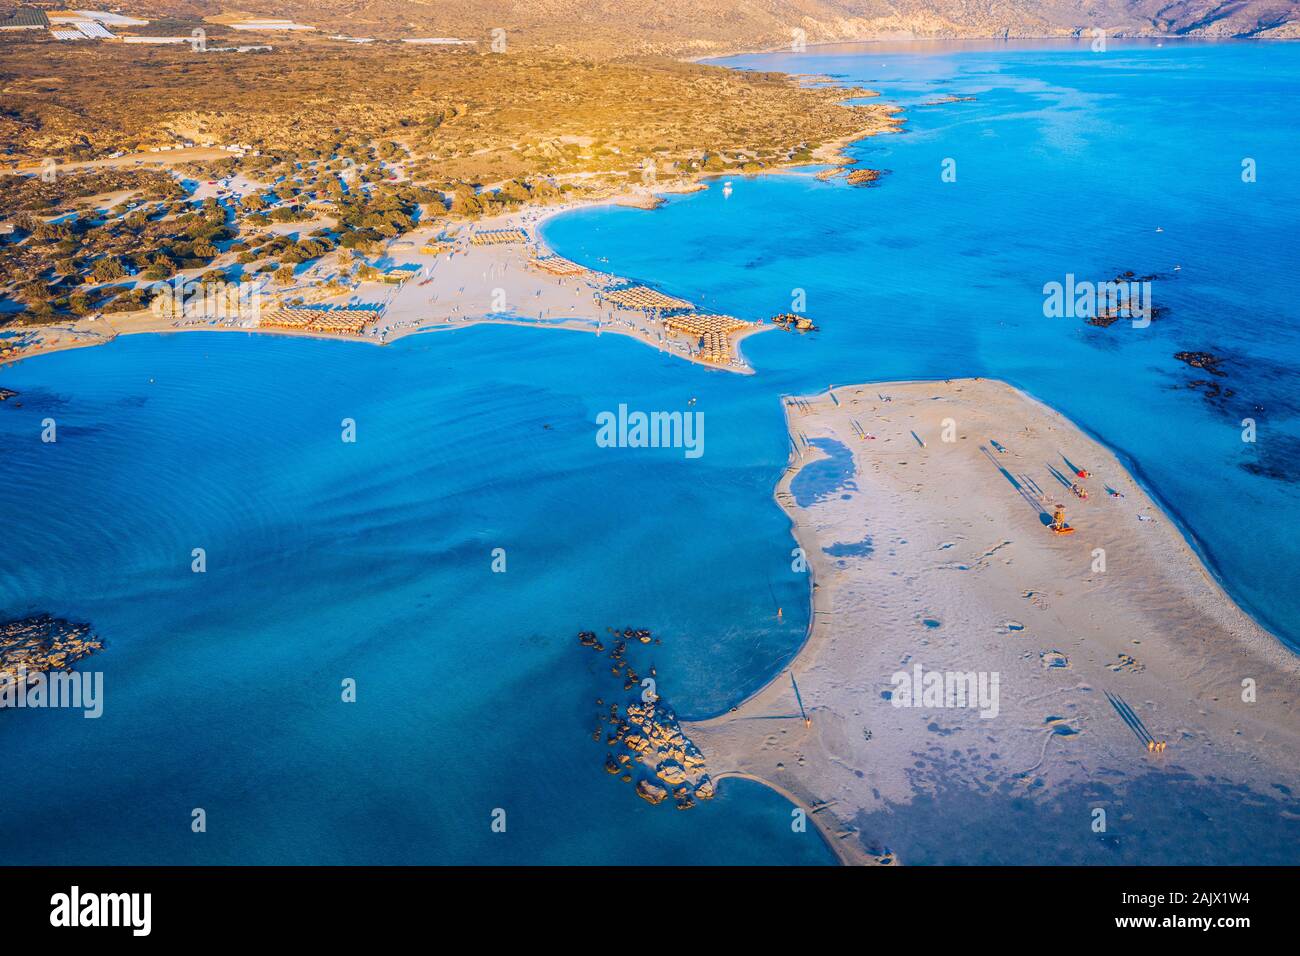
685;379;1300;865
355;193;773;372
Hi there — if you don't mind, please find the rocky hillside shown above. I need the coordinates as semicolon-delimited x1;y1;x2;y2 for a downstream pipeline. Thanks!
2;0;1290;52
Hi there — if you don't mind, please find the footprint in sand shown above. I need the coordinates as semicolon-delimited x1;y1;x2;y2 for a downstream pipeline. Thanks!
997;621;1026;635
1022;588;1050;609
1107;653;1146;674
1044;715;1080;736
1040;650;1070;669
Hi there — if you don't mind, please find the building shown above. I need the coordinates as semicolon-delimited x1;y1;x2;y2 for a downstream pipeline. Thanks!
380;266;420;284
0;7;50;30
229;19;315;31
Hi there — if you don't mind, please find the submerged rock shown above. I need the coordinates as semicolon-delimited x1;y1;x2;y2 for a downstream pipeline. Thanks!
1186;378;1235;402
635;781;667;805
1174;351;1227;376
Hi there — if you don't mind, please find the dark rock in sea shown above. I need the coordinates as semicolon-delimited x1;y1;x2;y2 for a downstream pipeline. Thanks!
1088;304;1167;328
1186;379;1235;402
1174;351;1227;376
578;623;713;809
772;312;817;332
2;614;102;684
1240;434;1300;484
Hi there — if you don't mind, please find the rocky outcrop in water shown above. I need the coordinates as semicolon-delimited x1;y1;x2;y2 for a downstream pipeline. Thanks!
1;614;102;688
846;167;887;187
578;626;714;810
1175;351;1227;376
772;312;817;333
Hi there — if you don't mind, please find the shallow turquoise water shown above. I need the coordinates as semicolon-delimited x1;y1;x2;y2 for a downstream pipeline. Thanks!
0;329;832;864
2;39;1298;865
549;38;1300;647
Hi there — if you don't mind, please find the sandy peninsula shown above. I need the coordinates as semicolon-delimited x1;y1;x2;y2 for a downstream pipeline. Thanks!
685;378;1300;865
2;183;777;374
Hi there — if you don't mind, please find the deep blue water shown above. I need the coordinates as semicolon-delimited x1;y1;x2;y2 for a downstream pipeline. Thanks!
2;39;1297;865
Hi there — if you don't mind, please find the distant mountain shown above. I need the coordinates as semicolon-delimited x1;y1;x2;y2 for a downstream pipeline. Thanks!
3;1;1297;51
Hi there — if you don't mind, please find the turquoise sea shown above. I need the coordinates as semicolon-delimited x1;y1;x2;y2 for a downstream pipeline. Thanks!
2;39;1298;865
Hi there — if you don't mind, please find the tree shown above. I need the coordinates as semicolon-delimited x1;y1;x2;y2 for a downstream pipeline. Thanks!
91;256;126;283
142;259;174;281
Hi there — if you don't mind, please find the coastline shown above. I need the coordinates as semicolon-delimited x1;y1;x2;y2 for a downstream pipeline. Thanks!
0;193;764;374
0;132;894;375
8;40;1298;869
1;46;903;377
685;378;1300;865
